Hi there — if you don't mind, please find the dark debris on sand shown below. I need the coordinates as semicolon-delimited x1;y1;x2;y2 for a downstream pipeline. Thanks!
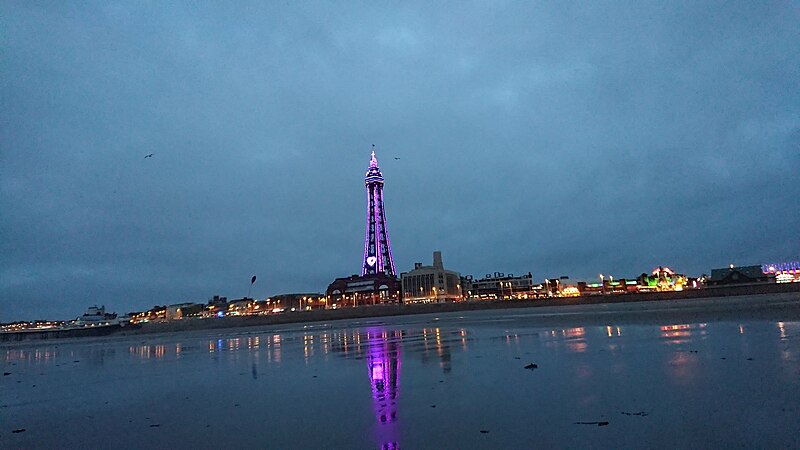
574;421;609;426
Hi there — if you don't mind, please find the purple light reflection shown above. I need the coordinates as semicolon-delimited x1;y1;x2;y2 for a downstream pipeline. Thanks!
365;329;401;449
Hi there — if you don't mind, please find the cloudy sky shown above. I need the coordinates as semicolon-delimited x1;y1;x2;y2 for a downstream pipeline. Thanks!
2;1;798;320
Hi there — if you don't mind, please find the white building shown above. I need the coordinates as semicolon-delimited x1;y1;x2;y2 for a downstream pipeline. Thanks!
401;251;462;303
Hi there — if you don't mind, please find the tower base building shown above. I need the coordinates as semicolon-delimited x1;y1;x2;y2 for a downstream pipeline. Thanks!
326;274;401;307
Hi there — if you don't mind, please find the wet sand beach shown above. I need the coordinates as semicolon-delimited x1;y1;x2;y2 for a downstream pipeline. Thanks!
2;292;799;448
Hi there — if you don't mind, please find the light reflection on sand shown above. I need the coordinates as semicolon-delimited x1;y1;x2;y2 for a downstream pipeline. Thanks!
3;315;800;448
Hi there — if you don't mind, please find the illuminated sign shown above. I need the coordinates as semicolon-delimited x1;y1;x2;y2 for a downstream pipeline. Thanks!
762;261;800;274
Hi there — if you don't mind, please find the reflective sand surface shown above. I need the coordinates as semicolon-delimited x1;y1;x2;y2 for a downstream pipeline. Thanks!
3;310;799;449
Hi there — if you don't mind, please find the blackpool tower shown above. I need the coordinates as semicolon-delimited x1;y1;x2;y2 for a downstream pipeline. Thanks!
362;147;396;277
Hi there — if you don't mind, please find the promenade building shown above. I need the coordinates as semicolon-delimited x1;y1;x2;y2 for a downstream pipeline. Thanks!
326;274;401;307
401;251;462;303
268;293;327;311
165;302;202;320
761;261;800;283
636;266;689;291
468;272;535;299
708;265;775;286
577;279;636;295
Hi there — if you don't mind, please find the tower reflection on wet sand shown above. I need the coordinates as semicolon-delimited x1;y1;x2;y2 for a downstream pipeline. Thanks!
366;329;401;450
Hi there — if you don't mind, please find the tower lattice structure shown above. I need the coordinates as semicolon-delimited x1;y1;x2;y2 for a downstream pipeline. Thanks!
362;148;396;277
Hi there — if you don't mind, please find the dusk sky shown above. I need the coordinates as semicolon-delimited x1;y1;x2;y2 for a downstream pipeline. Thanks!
2;1;798;320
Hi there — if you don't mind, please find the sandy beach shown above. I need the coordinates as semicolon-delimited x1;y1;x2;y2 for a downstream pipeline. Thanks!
3;291;800;448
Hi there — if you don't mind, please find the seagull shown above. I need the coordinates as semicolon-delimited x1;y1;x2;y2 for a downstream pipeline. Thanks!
144;153;154;159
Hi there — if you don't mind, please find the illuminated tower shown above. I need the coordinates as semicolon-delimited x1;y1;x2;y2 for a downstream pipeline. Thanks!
362;147;396;276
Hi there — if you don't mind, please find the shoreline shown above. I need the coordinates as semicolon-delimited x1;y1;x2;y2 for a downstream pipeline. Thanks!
3;286;798;346
131;283;800;334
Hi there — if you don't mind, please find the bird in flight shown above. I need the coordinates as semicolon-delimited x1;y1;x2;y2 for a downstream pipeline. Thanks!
144;153;154;159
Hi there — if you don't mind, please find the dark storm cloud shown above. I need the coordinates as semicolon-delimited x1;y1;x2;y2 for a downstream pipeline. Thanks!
2;1;798;320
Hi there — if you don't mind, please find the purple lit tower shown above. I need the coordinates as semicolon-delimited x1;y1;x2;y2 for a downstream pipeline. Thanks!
362;148;396;277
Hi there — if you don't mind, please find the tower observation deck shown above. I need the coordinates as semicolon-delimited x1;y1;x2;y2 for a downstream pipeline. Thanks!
362;148;396;277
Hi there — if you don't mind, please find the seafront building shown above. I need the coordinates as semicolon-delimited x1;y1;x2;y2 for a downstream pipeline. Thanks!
400;251;462;303
266;293;327;311
761;261;800;283
708;265;776;286
326;273;402;307
466;272;537;299
165;303;198;320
